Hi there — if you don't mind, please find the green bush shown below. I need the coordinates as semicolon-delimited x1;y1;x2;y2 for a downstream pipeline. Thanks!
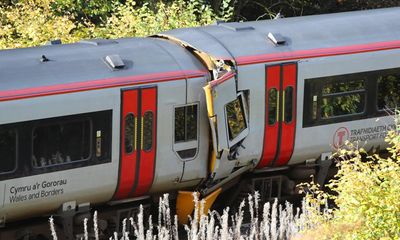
0;0;79;49
299;111;400;239
0;0;233;49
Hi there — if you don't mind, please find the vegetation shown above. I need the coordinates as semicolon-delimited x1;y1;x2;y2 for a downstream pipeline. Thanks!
209;0;400;21
299;111;400;239
49;193;309;239
1;0;399;49
0;0;233;49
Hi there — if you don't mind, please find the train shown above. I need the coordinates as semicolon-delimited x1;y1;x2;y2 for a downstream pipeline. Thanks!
0;6;399;239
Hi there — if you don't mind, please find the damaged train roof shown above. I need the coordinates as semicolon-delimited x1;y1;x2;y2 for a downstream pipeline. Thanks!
164;7;400;62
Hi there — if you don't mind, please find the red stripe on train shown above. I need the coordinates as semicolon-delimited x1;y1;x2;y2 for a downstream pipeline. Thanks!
0;70;207;102
236;40;400;66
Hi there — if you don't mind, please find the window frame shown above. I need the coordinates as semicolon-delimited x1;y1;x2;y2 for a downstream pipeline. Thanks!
174;103;199;144
173;102;200;160
0;110;112;181
0;128;18;175
31;117;93;169
224;92;250;148
304;75;368;127
303;67;400;128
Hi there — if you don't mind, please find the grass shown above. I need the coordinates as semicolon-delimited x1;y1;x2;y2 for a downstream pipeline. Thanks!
49;192;326;240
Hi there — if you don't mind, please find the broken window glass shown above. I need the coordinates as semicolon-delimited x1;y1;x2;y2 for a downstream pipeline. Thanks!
226;97;247;140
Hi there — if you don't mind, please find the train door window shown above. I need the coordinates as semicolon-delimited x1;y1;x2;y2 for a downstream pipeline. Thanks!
0;129;17;174
226;96;247;140
174;107;186;142
284;87;294;123
320;79;366;119
174;104;198;160
32;119;91;168
174;104;198;143
377;74;400;110
268;88;278;125
185;106;197;141
225;92;250;147
143;111;154;152
124;113;135;154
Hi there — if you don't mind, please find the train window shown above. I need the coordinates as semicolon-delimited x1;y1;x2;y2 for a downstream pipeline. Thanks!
143;111;153;151
124;113;135;154
321;94;365;118
320;79;366;118
377;74;400;110
32;120;91;168
322;79;365;94
268;88;278;125
0;129;17;174
284;87;294;123
186;105;197;141
174;104;198;143
226;96;247;140
175;107;185;142
304;68;400;128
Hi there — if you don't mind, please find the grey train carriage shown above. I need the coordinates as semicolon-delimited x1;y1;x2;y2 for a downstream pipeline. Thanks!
0;7;399;239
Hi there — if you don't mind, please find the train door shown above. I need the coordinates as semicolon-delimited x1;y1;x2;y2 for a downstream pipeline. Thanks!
204;73;250;179
114;86;157;200
177;76;209;182
259;63;297;168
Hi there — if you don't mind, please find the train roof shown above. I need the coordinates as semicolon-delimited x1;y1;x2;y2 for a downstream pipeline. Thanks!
164;7;400;63
1;7;400;94
0;37;206;92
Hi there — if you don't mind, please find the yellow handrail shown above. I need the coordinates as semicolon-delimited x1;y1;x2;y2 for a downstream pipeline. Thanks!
276;91;280;121
140;116;144;150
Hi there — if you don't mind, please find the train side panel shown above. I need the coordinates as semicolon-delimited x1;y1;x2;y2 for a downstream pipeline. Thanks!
291;48;400;165
235;64;267;166
0;88;120;221
179;76;210;182
149;80;192;192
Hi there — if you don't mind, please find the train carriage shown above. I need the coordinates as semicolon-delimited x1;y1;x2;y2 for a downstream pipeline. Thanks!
0;7;399;239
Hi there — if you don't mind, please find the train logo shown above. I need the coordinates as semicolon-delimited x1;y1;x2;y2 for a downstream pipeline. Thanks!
333;127;350;149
